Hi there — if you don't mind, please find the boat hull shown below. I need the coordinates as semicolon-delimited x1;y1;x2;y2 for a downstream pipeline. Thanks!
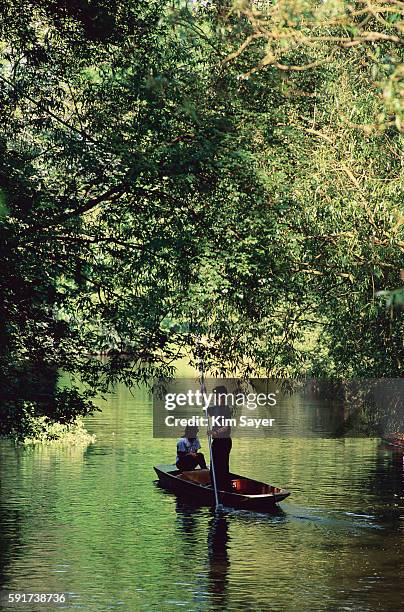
154;464;290;512
382;435;404;450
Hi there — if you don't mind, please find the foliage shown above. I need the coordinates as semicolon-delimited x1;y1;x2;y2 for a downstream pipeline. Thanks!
0;385;98;440
11;407;96;445
0;0;402;437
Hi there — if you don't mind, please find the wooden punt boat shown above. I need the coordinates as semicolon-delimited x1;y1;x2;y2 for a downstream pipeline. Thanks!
154;464;291;512
382;434;404;450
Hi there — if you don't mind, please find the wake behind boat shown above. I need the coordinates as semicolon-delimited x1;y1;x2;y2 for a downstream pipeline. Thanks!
154;464;291;512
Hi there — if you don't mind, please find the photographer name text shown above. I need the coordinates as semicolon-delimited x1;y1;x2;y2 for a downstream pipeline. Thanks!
164;415;275;429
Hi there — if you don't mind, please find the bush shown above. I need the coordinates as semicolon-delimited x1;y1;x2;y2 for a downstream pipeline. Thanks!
10;402;96;445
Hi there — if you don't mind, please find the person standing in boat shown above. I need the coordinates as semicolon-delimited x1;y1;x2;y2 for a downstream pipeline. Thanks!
176;425;207;471
207;385;233;492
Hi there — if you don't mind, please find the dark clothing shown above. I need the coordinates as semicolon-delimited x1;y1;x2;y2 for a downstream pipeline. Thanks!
176;452;207;472
211;437;233;491
207;403;233;490
207;404;232;438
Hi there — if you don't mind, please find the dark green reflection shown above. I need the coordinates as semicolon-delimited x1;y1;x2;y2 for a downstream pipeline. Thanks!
0;382;403;611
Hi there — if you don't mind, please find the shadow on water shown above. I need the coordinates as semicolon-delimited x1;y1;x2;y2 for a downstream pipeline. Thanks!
0;501;24;590
174;497;205;543
0;444;26;592
2;379;404;611
206;514;230;610
367;443;404;523
172;498;232;610
169;490;288;610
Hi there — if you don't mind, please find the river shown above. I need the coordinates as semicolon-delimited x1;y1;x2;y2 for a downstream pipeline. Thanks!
0;381;403;611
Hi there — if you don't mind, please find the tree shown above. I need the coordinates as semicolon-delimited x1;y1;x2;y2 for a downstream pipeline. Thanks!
0;0;402;438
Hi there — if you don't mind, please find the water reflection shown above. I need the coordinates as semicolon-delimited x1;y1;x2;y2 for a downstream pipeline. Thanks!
174;498;203;543
207;515;230;610
173;500;232;611
1;381;404;611
172;496;287;612
0;498;23;588
369;444;404;524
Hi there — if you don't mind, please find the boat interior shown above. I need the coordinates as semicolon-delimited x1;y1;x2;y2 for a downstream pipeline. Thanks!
177;469;278;494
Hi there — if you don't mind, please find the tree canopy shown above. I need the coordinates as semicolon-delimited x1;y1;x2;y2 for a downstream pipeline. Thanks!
0;0;402;437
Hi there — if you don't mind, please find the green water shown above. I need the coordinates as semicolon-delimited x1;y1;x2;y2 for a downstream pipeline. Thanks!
1;383;404;611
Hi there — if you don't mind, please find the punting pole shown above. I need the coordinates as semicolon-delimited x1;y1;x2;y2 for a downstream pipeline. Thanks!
198;337;222;513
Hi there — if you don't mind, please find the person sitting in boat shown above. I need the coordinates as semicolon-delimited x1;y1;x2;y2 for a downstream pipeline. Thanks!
176;425;207;472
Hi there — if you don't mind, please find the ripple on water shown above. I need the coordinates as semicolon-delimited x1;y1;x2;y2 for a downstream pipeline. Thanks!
0;388;403;611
